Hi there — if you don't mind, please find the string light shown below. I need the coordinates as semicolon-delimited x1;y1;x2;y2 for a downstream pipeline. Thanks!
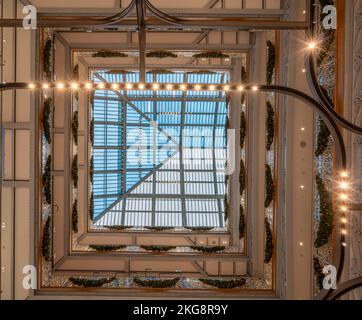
341;171;348;178
223;85;230;91
307;41;317;50
42;83;49;89
126;83;133;90
29;83;35;89
57;82;65;90
194;84;201;91
97;82;105;90
341;229;347;235
340;206;348;212
341;217;347;224
166;84;173;90
71;82;78;90
138;83;145;90
152;83;159;90
339;181;349;190
85;82;92;90
209;85;215;91
180;84;186;91
111;83;119;90
252;85;259;91
340;194;348;201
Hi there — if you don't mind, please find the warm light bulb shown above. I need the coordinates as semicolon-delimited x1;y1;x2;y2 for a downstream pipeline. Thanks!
97;82;105;90
341;230;347;235
71;82;78;90
342;242;347;247
223;85;230;91
166;84;173;90
340;194;348;201
307;42;317;50
180;84;186;91
138;83;145;90
238;85;244;91
341;206;348;212
341;218;347;224
341;172;348;178
126;83;133;90
85;82;92;90
57;82;65;90
252;86;259;91
339;182;348;190
29;83;36;90
209;85;215;91
111;83;119;90
42;83;49;89
152;83;159;90
194;84;201;91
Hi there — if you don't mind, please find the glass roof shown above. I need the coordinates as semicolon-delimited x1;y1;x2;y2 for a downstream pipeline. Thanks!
91;70;229;229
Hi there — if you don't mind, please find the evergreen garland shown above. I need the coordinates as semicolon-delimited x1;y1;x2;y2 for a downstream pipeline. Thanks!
69;277;115;288
42;98;52;144
42;216;52;262
266;40;276;85
239;159;245;197
72;155;78;188
224;195;229;222
104;225;133;231
72;111;79;146
190;246;225;253
72;199;78;233
147;69;175;74
315;118;331;157
193;51;229;59
240;111;246;149
187;70;216;75
90;156;94;184
264;164;275;208
266;101;275;151
199;278;246;289
89;245;126;251
92;51;128;58
43;39;52;80
144;226;175;231
140;245;176;252
241;66;247;83
264;217;274;263
314;257;325;290
90;118;94;146
133;277;180;288
185;227;214;232
239;204;246;239
42;155;52;205
146;51;177;58
90;192;94;220
314;174;334;248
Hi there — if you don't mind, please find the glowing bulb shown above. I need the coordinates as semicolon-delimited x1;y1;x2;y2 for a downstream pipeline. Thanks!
252;86;259;91
97;82;105;90
340;206;348;212
180;84;186;91
29;83;36;90
57;82;65;90
194;84;201;91
341;172;348;178
300;185;305;190
126;83;133;90
339;182;348;190
152;83;159;90
238;85;244;91
111;83;119;90
341;230;347;235
307;42;317;50
224;85;230;91
299;242;304;247
301;127;306;131
340;194;348;201
138;83;145;90
71;82;78;90
85;82;92;90
341;218;347;224
166;84;173;90
342;242;347;247
42;83;49;89
209;85;215;91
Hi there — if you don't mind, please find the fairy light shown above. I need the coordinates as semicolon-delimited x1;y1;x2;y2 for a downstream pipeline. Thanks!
209;85;215;91
166;84;173;90
180;84;186;91
307;41;317;50
85;82;92;90
42;83;49;89
126;83;133;90
339;181;348;190
29;83;35;89
111;83;119;90
341;171;348;178
340;206;348;212
97;82;105;90
223;85;230;91
341;217;347;224
238;85;244;91
252;85;259;91
71;82;78;90
138;83;145;90
57;82;65;90
152;83;159;90
341;229;347;235
340;194;348;201
194;84;201;91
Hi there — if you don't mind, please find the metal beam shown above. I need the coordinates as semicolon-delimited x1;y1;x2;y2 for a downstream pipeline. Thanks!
135;0;146;83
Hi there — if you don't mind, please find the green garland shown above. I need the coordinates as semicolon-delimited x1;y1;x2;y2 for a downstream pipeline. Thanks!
224;195;229;222
72;64;79;80
72;199;78;233
241;66;247;83
42;216;52;262
72;111;79;146
90;156;94;184
264;164;275;208
314;257;325;290
146;51;177;58
147;69;175;74
240;111;246;149
266;101;275;151
43;39;52;80
193;51;229;59
315;118;331;157
42;98;52;144
199;278;246;289
42;155;52;205
133;277;180;288
266;40;276;85
69;277;115;288
92;51;128;58
264;217;274;263
185;227;214;232
190;246;225;253
90;119;94;146
104;225;133;231
144;226;175;231
315;174;334;248
140;245;176;252
239;159;245;197
90;192;94;220
72;155;78;188
239;204;246;239
187;70;216;75
89;245;126;251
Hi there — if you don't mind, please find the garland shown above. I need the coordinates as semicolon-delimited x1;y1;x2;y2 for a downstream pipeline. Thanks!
190;246;225;253
241;66;247;83
147;69;175;74
42;216;52;262
313;257;325;290
187;70;216;75
264;164;275;208
315;118;331;157
146;51;177;58
104;225;133;231
72;64;79;80
133;277;180;288
266;101;275;151
72;155;78;188
89;192;94;220
224;195;229;222
72;111;79;146
69;277;115;288
239;159;245;197
140;245;176;252
90;156;94;184
192;51;229;59
92;51;128;58
185;227;214;232
42;155;52;205
90;119;94;146
106;69;135;74
89;245;126;251
43;39;52;80
199;278;246;289
72;199;78;233
239;204;246;239
42;98;52;144
314;174;334;248
144;226;175;231
240;111;246;149
266;40;276;85
264;217;274;263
